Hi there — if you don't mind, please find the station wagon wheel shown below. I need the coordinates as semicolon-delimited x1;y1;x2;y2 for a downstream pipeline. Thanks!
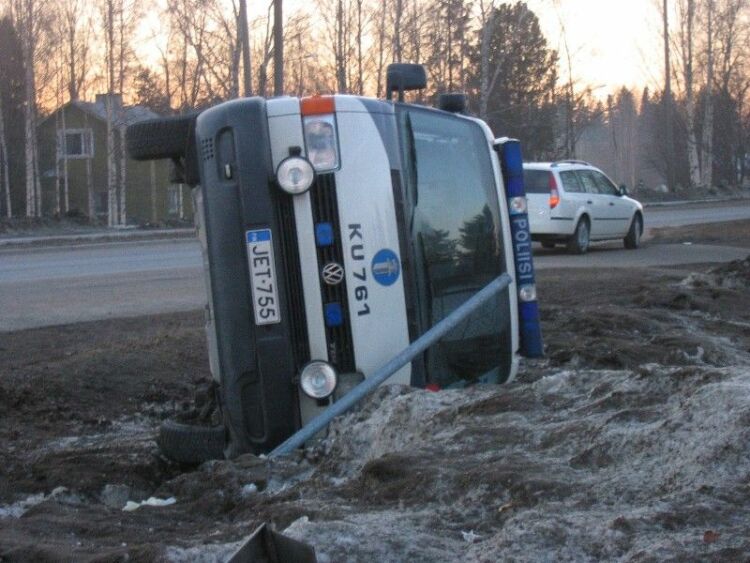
624;213;643;249
567;217;590;254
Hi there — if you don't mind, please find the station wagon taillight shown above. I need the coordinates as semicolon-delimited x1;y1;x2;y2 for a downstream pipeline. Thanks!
549;173;560;209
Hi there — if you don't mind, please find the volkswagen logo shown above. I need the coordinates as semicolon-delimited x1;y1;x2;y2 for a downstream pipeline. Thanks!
321;262;345;286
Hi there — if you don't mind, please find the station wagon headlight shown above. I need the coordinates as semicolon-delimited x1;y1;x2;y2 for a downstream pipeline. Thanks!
303;115;339;171
518;284;537;302
276;156;315;195
300;361;338;399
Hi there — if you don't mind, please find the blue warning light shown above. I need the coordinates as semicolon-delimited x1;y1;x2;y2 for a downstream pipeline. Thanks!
324;302;343;327
316;223;334;247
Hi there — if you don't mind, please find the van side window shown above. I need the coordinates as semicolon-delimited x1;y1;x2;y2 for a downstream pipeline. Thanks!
559;170;583;193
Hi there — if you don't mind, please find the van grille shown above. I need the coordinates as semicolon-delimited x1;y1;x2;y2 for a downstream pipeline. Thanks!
310;174;356;372
274;192;310;370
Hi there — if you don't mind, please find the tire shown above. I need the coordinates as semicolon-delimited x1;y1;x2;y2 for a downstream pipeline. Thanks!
157;420;226;465
624;213;642;249
541;241;556;249
126;115;195;161
567;217;590;255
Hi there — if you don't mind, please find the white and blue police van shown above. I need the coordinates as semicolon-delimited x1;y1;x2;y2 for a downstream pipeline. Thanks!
127;64;542;459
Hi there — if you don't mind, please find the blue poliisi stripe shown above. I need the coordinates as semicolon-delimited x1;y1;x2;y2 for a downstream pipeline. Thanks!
509;214;535;286
506;176;525;199
501;140;524;179
497;137;544;359
519;302;544;358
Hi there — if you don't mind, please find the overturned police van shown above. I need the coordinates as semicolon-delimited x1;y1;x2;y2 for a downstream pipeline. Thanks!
126;64;542;460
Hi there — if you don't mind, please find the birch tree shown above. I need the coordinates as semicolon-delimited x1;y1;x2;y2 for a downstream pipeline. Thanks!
0;15;24;218
675;0;702;187
372;0;391;97
60;0;90;102
14;0;44;217
100;0;139;225
423;0;472;95
478;0;500;120
0;94;10;218
700;0;714;189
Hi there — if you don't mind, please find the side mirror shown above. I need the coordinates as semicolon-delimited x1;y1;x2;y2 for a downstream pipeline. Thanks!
618;184;628;196
386;63;427;102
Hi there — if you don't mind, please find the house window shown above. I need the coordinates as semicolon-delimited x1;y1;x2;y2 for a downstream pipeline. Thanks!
59;129;93;158
167;184;183;216
95;192;108;215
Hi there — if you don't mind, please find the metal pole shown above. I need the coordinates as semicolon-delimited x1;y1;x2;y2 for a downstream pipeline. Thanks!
239;0;252;97
270;272;513;457
273;0;283;96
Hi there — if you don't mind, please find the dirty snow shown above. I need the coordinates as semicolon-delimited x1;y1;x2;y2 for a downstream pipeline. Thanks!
2;252;750;560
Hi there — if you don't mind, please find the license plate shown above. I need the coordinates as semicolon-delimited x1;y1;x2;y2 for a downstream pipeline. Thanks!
246;229;281;325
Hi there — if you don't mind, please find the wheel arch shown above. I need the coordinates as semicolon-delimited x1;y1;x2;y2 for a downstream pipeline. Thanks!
633;209;644;234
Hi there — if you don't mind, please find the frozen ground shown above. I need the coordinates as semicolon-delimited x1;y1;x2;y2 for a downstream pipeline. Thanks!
0;222;749;561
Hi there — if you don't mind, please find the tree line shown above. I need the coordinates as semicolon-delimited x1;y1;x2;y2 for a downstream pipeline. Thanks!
0;0;748;220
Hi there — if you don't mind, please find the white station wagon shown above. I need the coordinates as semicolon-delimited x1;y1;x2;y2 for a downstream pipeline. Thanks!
523;161;644;254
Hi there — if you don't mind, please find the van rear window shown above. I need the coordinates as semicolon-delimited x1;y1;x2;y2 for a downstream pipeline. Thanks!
523;170;550;193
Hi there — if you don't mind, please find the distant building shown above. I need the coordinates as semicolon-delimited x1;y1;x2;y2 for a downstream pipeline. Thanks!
37;94;193;223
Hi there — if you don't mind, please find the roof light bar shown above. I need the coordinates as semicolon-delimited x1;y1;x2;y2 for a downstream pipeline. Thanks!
301;96;335;116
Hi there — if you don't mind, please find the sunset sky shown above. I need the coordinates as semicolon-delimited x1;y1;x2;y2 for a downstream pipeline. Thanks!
526;0;663;94
139;0;666;98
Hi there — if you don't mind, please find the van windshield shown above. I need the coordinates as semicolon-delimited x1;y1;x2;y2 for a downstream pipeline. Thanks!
397;106;511;387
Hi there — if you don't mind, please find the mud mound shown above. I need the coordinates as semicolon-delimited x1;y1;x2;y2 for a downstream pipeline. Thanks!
280;366;750;561
682;255;750;290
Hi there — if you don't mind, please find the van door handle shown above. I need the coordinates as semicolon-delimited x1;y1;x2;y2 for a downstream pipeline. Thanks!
586;200;593;204
609;202;615;206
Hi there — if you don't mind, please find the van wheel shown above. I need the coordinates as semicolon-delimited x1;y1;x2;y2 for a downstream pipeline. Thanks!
567;218;590;254
624;214;642;249
157;420;225;465
126;115;195;161
541;241;556;249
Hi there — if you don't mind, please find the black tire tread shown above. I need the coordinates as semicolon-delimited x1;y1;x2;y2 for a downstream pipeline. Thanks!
157;420;225;465
624;214;642;249
126;115;194;161
567;218;590;255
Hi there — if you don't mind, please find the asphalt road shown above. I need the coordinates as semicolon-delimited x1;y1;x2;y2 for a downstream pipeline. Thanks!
644;200;750;228
1;200;749;331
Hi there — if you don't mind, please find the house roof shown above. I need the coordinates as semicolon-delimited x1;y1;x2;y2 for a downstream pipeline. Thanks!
39;98;162;128
72;100;161;126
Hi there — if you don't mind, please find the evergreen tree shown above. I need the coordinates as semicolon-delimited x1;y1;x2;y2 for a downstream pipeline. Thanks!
133;67;172;115
469;1;558;159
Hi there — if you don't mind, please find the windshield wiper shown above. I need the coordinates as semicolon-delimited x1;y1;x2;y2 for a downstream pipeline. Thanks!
415;232;433;334
405;113;418;213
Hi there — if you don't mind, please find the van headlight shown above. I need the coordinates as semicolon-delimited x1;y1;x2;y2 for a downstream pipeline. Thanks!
276;156;315;195
299;361;338;399
303;115;339;171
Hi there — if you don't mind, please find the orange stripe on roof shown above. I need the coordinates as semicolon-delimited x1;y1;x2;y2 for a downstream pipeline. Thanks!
301;95;335;116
